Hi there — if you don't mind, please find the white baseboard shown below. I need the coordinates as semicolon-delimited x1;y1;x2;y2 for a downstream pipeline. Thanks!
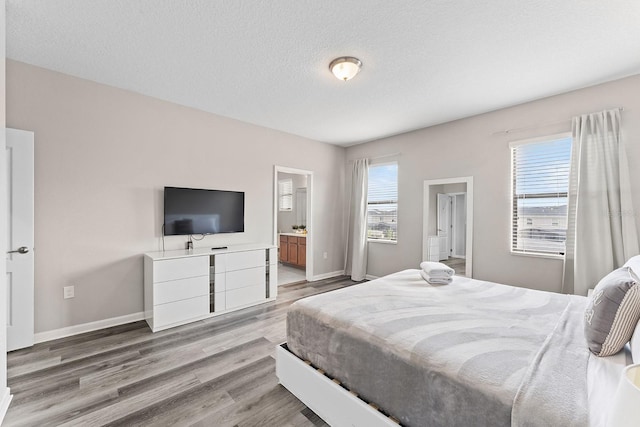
365;274;380;281
0;387;12;424
34;311;145;344
310;270;345;281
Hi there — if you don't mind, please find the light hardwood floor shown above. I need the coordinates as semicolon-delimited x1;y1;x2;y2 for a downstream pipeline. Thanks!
277;264;306;286
6;276;360;426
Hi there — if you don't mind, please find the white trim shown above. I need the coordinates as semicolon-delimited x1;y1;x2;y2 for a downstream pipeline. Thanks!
508;132;572;148
510;250;564;261
34;311;144;344
423;176;474;278
276;344;397;427
365;274;380;281
274;166;314;282
367;239;397;245
0;388;12;425
310;270;344;281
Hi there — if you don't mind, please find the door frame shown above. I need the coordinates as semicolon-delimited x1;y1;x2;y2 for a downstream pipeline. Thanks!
423;177;473;277
273;166;313;282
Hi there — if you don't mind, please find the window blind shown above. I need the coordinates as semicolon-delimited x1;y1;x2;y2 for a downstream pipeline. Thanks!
367;162;398;241
279;179;293;211
511;136;572;256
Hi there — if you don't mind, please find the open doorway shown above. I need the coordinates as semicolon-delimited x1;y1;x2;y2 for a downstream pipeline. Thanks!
423;177;473;277
273;166;313;285
437;192;467;259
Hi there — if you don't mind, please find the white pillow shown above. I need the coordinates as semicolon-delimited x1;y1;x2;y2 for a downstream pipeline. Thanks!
632;319;640;364
623;255;640;276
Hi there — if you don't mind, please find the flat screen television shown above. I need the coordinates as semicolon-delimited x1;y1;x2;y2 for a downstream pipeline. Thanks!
164;186;245;236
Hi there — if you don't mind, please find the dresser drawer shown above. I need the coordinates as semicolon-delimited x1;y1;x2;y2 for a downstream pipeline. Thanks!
226;284;265;310
214;291;225;312
225;250;265;271
153;256;208;283
154;295;209;329
154;276;208;305
213;253;226;273
226;266;266;291
214;272;226;292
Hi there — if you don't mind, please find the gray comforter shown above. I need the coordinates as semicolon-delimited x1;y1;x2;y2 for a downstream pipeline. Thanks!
287;270;589;427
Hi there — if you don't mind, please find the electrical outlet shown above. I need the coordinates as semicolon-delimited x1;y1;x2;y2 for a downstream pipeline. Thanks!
63;285;75;299
323;252;328;259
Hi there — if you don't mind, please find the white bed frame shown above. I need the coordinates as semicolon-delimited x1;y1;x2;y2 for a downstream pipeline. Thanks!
276;344;399;427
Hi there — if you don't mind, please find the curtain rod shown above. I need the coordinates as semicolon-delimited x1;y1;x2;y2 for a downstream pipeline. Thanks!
346;152;401;164
492;107;625;136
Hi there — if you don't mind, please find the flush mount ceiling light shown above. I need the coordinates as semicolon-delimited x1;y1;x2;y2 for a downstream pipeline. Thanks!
329;56;362;81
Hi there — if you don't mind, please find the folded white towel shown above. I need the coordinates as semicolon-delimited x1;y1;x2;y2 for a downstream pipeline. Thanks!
419;261;454;278
420;270;452;285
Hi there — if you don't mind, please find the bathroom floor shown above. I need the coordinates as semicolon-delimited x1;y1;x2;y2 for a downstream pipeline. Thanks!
278;263;306;285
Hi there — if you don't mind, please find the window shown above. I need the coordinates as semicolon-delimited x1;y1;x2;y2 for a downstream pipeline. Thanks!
367;162;398;242
278;179;293;211
511;135;572;256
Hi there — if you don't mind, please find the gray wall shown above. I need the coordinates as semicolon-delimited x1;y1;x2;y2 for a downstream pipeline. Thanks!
346;73;640;293
7;60;346;334
8;56;640;334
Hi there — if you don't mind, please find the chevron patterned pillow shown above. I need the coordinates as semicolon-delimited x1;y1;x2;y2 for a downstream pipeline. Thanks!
584;267;640;357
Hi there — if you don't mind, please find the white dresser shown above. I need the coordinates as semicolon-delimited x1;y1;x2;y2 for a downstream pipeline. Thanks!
144;243;277;332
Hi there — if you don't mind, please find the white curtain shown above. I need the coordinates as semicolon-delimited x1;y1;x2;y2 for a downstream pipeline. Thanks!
563;109;639;295
344;158;369;281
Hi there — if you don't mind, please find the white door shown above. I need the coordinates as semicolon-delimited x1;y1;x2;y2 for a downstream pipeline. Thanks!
6;129;35;351
453;193;467;258
437;193;451;260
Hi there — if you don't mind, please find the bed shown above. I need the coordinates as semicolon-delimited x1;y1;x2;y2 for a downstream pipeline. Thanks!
276;269;631;427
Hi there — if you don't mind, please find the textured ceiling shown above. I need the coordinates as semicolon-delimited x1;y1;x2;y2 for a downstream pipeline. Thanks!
7;1;640;146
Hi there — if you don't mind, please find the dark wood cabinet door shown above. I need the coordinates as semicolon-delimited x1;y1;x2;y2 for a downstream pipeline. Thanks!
279;236;288;263
298;242;306;267
288;241;298;264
